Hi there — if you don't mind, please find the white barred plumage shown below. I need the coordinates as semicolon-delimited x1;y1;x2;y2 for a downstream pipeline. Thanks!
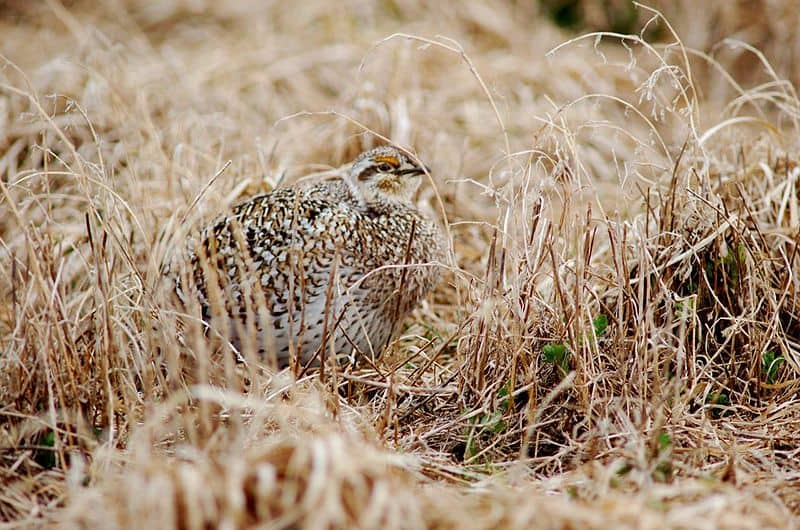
179;146;444;367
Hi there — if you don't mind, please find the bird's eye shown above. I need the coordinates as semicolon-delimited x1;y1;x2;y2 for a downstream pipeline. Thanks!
377;163;392;172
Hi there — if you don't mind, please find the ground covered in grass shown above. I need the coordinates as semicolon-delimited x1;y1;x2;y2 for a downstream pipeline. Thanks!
2;1;800;528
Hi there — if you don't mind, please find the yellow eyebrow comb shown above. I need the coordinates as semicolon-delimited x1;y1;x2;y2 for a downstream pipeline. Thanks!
374;155;400;167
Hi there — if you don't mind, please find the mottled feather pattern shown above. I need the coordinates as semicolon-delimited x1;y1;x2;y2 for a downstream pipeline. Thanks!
182;147;443;366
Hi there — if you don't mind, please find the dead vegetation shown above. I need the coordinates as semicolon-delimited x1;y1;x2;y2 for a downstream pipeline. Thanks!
2;1;800;528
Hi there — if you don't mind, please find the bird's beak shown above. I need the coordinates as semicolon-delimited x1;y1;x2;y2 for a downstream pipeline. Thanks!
397;165;429;176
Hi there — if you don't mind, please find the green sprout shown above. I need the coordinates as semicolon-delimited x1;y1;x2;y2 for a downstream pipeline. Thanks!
543;343;570;375
593;314;609;337
761;350;785;385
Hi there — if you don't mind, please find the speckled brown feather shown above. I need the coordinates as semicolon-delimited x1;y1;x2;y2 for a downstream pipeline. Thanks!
181;147;443;366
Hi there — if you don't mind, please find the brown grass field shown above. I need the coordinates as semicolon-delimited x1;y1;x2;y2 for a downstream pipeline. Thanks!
2;1;800;528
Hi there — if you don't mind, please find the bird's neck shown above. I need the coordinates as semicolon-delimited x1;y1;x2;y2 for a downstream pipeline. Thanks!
365;194;417;218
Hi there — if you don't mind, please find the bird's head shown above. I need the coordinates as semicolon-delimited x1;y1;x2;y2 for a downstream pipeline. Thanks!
346;145;428;206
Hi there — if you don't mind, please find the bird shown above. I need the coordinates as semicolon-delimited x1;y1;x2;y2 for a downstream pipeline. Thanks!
176;145;444;368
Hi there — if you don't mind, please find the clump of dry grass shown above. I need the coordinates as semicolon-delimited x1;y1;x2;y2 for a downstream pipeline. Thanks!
2;1;800;528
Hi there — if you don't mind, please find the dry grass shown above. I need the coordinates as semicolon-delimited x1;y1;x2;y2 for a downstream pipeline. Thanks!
2;1;800;528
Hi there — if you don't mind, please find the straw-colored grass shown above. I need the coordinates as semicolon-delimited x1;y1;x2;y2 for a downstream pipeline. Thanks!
2;1;800;528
